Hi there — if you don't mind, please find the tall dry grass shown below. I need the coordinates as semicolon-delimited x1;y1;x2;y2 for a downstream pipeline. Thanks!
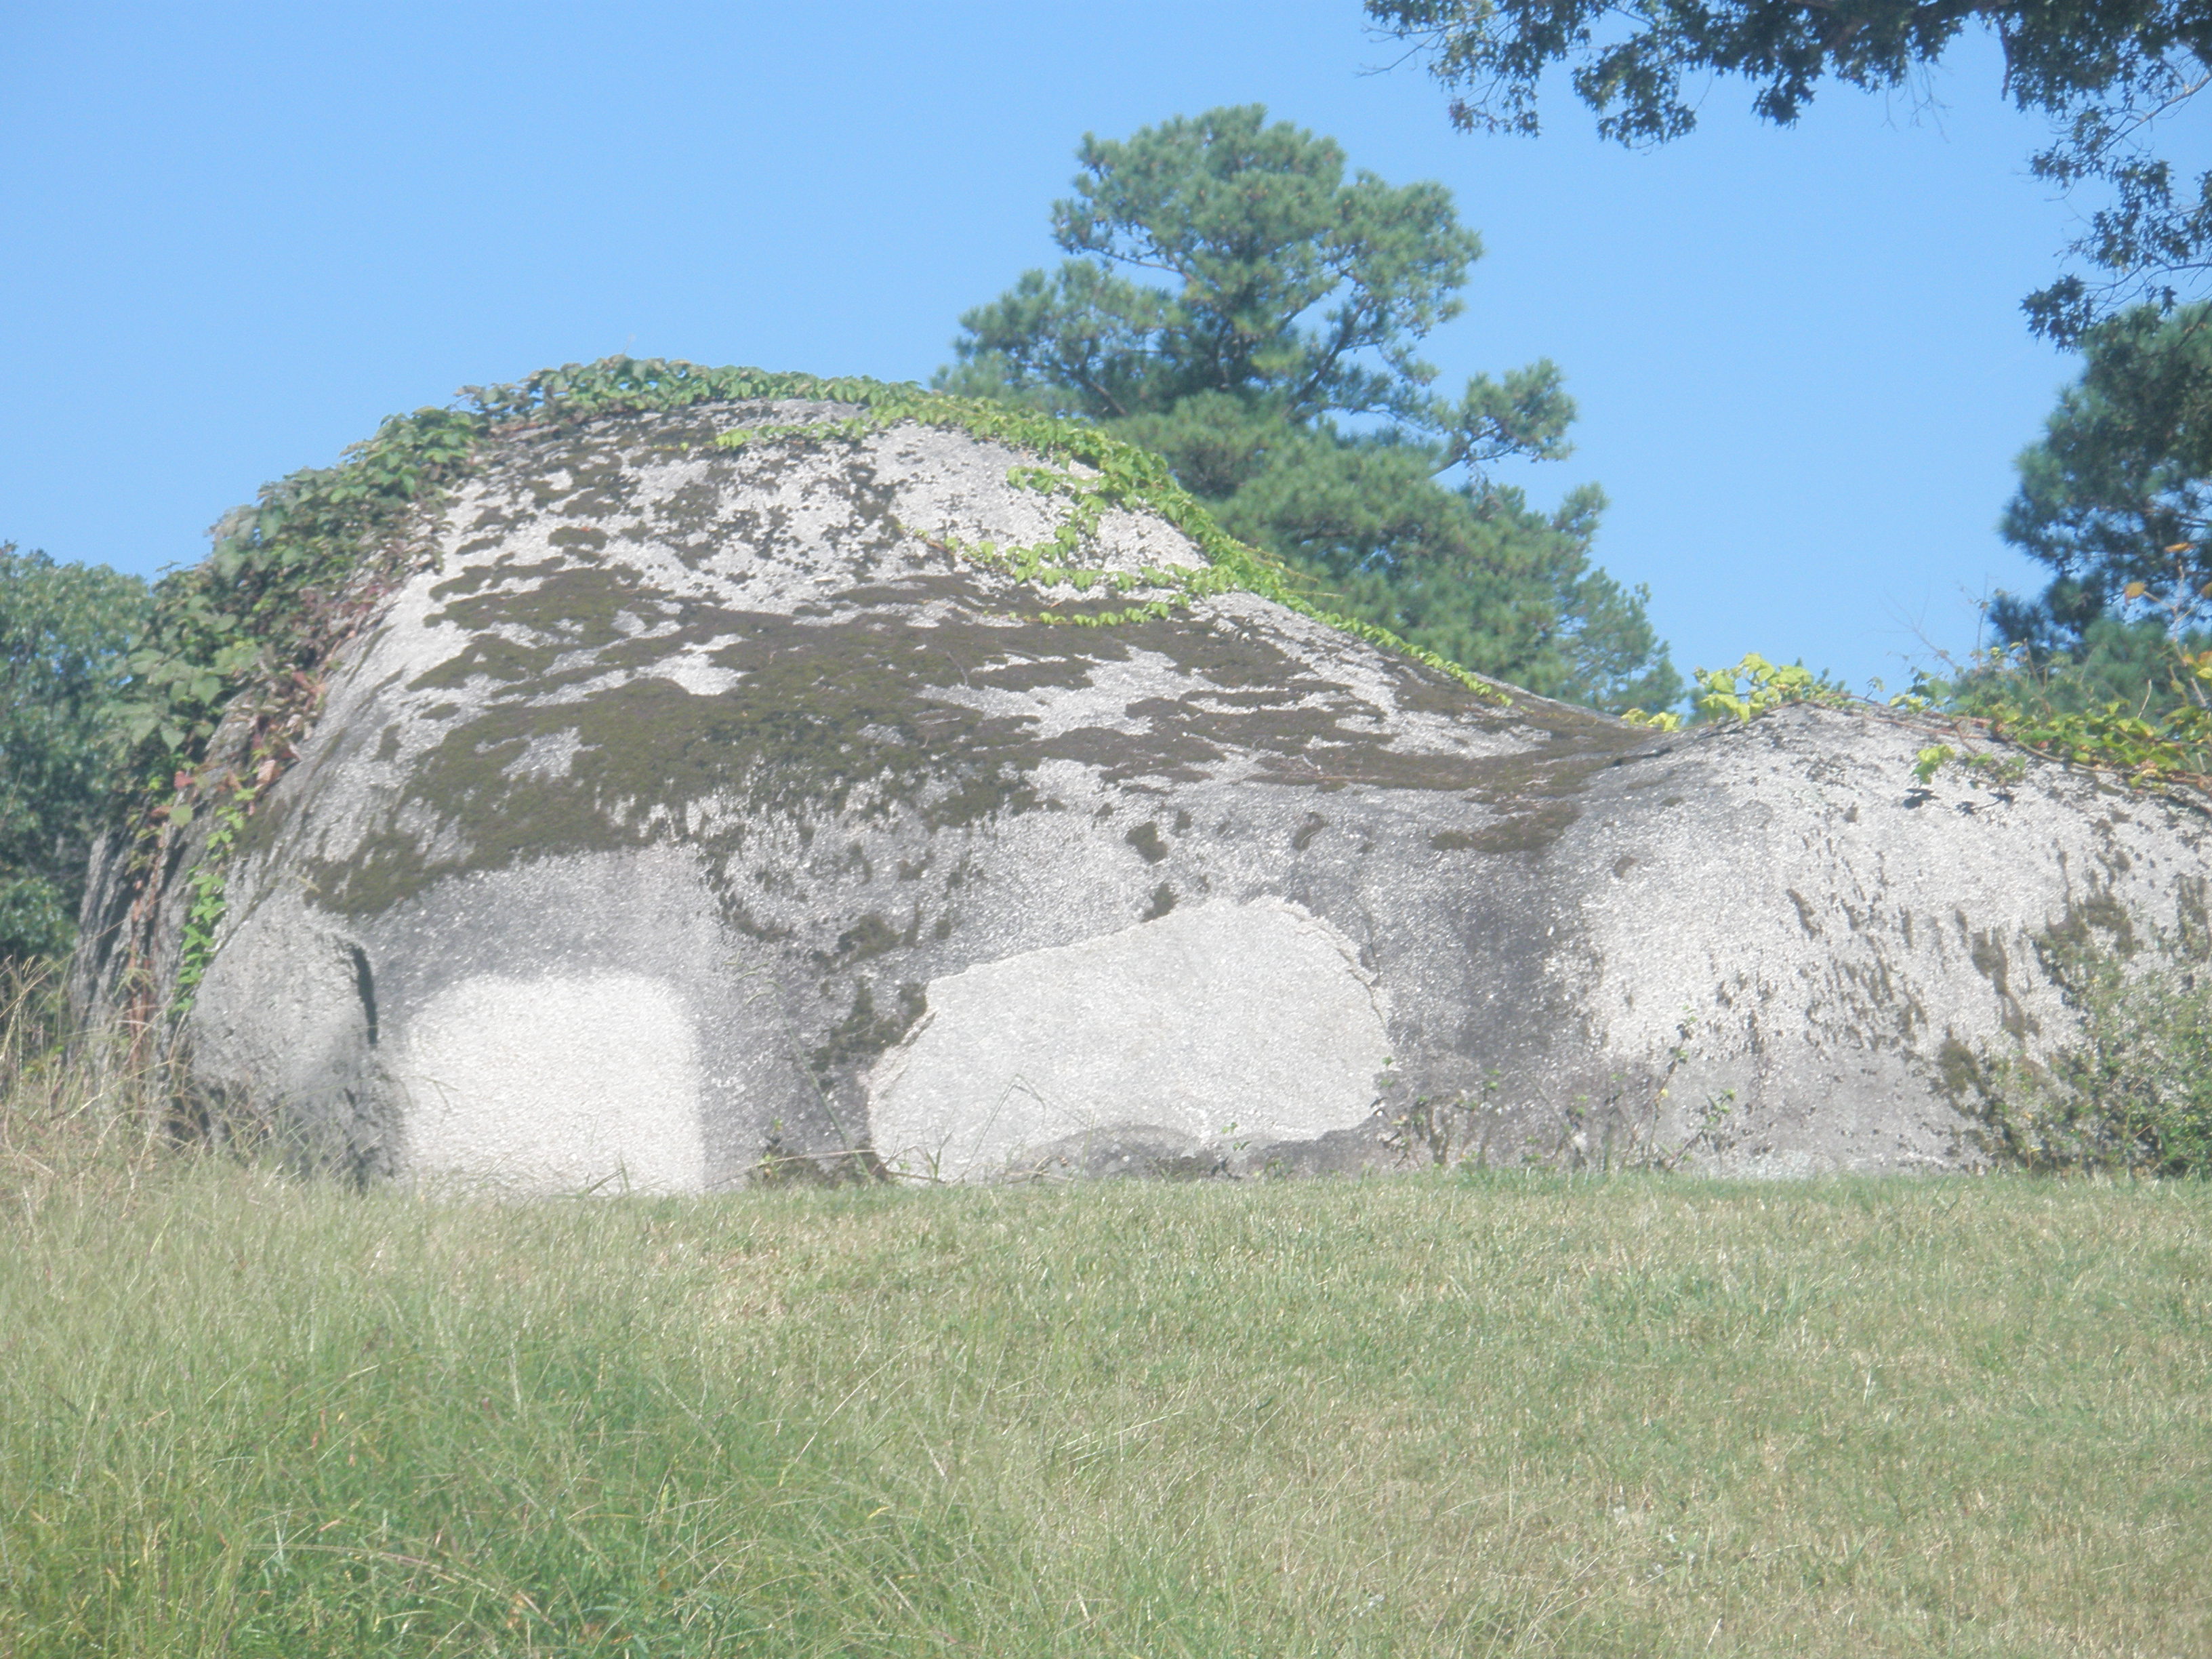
0;960;181;1212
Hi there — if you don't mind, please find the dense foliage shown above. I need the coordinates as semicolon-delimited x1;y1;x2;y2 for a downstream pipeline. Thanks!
938;104;1682;712
1999;303;2212;647
1368;1;2212;341
1858;302;2212;789
0;547;148;964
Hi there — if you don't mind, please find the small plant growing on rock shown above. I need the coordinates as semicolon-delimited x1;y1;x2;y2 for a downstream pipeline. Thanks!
1967;930;2212;1176
1690;653;1854;722
1619;651;1852;731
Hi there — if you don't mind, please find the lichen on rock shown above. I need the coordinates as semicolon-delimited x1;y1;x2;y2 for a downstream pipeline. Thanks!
70;368;2212;1191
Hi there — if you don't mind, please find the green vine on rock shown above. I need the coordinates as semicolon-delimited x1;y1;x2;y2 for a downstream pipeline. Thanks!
1626;644;2212;798
714;390;1514;705
1691;653;1854;723
169;744;280;1010
1618;653;1851;733
1893;642;2212;794
172;801;242;1009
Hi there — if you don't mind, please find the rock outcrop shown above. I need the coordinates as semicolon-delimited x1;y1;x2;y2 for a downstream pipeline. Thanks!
75;399;2211;1190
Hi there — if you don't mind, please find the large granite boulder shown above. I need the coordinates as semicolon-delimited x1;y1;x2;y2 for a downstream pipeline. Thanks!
75;400;2211;1189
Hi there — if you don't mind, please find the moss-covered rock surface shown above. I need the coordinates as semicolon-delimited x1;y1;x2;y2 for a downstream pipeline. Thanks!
72;375;2212;1189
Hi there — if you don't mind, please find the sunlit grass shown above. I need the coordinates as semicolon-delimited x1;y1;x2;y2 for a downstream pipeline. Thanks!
3;989;2207;1655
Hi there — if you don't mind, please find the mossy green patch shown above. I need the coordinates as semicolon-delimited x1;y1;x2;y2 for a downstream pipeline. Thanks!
309;598;1061;916
810;981;928;1080
411;562;670;692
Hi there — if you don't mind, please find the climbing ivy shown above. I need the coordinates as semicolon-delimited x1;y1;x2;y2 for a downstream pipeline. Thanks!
1626;643;2212;799
1690;654;1853;723
172;766;265;1010
1881;638;2212;794
712;388;1514;702
114;405;482;770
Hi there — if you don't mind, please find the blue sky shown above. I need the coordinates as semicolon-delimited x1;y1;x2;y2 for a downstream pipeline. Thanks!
1;1;2091;696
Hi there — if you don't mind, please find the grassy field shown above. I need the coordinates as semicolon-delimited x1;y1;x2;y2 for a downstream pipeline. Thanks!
3;1093;2207;1659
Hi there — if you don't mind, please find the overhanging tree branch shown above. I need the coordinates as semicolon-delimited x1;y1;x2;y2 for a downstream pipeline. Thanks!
1367;0;2212;339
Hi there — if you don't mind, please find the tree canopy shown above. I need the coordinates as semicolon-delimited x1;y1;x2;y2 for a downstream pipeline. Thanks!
1366;1;2212;341
0;546;148;964
939;104;1681;712
1990;304;2212;679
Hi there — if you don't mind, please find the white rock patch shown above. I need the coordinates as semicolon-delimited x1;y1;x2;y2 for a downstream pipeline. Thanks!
866;898;1390;1181
397;973;705;1194
920;650;1183;741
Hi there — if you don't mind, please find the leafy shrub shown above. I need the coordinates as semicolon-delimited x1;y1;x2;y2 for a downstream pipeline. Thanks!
0;546;149;964
1971;939;2212;1176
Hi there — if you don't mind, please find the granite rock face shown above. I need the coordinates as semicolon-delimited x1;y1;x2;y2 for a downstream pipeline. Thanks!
75;403;2212;1190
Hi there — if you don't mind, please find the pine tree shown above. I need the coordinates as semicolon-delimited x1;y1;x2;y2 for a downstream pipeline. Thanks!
938;105;1681;712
